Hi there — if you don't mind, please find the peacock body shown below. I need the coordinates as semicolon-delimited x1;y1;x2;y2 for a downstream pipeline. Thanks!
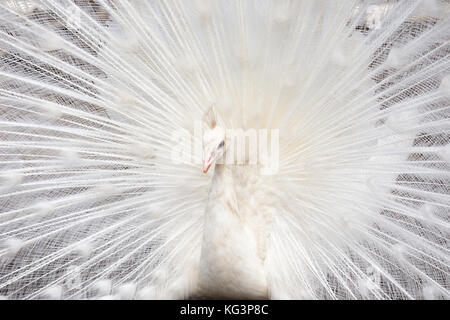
0;0;449;300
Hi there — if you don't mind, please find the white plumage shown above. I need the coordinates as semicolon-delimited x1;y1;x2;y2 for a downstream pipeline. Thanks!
0;0;449;300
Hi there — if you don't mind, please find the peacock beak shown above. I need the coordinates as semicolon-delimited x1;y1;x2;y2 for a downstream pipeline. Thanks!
202;154;213;173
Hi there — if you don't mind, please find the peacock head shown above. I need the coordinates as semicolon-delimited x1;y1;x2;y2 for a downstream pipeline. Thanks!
202;106;226;173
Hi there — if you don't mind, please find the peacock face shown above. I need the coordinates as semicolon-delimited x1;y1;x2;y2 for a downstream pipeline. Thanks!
202;127;226;173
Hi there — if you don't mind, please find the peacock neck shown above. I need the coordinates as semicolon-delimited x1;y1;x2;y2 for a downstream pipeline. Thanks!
200;156;268;299
209;163;235;201
213;162;231;179
205;151;240;218
210;148;231;188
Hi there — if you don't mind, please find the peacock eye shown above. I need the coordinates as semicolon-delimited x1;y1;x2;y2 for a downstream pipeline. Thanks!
218;140;224;148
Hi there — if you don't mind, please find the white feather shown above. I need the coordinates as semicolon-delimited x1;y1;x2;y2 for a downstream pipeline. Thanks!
0;0;448;300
